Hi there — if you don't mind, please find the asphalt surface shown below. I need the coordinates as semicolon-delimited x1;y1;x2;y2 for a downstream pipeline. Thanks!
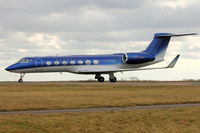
1;81;199;86
1;103;200;115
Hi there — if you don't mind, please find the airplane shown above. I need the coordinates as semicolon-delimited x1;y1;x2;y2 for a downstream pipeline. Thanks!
5;33;197;83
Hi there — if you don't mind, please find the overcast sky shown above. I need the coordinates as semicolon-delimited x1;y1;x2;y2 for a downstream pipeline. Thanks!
0;0;200;81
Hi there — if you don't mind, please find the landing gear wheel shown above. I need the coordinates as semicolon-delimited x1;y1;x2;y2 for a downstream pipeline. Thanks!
18;73;25;83
110;77;117;82
98;77;105;82
18;79;23;83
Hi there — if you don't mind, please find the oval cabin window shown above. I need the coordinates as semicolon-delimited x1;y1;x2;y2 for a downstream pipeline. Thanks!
93;60;99;65
54;61;60;65
46;61;52;65
78;60;83;65
85;60;91;65
70;60;75;65
62;61;68;65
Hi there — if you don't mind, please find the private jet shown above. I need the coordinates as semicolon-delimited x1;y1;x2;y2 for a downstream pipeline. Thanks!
5;33;197;83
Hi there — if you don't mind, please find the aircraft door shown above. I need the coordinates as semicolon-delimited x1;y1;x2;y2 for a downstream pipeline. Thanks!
35;58;43;72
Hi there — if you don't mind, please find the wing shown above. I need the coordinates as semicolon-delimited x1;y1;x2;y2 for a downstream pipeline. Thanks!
79;55;180;73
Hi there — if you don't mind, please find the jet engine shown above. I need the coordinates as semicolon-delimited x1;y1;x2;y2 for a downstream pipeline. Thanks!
123;52;155;64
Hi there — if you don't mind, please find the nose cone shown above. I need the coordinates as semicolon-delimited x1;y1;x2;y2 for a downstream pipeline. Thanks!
5;65;13;71
5;64;18;72
5;67;9;71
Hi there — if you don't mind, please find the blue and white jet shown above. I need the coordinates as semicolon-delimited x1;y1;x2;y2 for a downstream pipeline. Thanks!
5;33;197;83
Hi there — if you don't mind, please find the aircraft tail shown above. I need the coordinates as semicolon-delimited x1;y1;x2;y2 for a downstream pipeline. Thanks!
144;33;197;60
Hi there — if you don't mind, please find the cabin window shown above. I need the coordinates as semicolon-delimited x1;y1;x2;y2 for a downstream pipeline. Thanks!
70;60;75;65
78;60;83;65
62;61;68;65
85;60;91;65
93;60;99;65
46;61;52;65
54;61;60;65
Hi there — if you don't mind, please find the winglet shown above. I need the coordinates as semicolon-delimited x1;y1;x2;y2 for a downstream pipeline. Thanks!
166;55;180;68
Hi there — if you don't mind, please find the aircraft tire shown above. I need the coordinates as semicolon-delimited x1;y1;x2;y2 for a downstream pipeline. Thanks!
98;77;105;82
18;79;23;83
110;77;117;82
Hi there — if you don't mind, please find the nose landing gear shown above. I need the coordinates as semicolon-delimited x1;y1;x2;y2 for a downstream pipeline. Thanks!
18;73;25;83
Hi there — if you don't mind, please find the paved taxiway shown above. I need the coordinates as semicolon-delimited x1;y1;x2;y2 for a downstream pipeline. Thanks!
1;81;199;86
1;103;200;115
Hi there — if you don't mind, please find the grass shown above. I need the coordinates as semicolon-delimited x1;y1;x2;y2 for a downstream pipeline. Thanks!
0;82;200;133
0;82;200;111
0;107;200;133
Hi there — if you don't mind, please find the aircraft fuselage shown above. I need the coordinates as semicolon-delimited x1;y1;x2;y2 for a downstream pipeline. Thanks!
5;53;156;74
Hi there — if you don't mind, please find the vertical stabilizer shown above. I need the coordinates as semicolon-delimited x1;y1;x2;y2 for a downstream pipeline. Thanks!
144;33;197;60
144;33;171;60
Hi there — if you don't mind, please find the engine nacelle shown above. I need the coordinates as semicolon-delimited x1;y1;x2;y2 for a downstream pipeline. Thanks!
124;52;155;64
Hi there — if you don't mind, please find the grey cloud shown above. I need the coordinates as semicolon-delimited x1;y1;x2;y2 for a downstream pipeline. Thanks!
1;0;200;33
0;0;200;81
0;0;146;13
0;0;199;64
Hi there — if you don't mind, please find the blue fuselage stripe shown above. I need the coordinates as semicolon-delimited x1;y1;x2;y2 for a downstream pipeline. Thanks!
7;55;124;70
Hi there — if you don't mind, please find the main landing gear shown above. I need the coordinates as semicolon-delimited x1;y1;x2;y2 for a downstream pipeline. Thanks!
18;73;25;83
95;73;117;83
109;73;117;82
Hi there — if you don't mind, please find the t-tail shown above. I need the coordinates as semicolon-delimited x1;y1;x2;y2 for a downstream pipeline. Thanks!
144;33;197;61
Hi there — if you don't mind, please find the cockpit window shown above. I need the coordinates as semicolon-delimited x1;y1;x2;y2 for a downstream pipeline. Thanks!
18;59;33;63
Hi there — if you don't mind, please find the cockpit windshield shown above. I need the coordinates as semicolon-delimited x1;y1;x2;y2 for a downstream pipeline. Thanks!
17;59;33;63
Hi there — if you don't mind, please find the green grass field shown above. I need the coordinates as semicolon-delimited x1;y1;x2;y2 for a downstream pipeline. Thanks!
1;82;200;133
0;107;200;133
0;82;200;111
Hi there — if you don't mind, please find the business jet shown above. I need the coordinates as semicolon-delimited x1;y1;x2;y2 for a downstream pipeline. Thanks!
5;33;197;83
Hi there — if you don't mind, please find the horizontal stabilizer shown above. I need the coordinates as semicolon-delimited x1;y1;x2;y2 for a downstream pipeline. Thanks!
156;33;197;37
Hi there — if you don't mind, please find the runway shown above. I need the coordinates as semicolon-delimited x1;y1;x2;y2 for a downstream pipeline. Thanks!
2;81;200;86
1;103;200;115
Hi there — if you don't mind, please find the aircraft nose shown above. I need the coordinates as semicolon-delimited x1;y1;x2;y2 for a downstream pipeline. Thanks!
5;64;17;72
5;66;13;71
